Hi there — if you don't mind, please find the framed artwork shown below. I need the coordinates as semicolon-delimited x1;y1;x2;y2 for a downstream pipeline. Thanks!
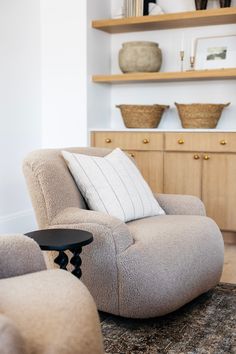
194;34;236;70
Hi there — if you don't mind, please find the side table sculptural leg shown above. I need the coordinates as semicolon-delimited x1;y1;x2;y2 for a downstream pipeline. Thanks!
70;247;82;279
54;251;69;270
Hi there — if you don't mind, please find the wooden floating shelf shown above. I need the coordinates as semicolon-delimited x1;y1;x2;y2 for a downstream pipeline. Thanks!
92;8;236;33
92;68;236;84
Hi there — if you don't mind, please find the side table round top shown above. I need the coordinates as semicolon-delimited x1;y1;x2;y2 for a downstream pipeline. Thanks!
25;228;93;251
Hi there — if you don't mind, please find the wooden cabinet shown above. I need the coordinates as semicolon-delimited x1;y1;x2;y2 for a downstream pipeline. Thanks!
128;151;164;194
164;132;236;231
91;131;236;233
164;132;236;232
202;153;236;231
91;131;164;193
164;152;202;197
164;151;236;231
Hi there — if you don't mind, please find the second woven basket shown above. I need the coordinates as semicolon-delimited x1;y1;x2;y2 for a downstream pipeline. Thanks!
175;102;230;129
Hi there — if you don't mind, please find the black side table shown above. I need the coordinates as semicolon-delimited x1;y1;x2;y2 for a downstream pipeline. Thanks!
25;229;93;279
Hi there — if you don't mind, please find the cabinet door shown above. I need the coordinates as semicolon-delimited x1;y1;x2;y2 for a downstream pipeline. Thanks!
202;153;236;231
127;151;163;193
164;152;202;197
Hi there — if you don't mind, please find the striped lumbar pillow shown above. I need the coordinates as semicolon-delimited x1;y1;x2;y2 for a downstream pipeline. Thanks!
62;148;165;222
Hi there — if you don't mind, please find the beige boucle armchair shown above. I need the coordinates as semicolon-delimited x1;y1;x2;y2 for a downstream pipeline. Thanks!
0;234;103;354
23;147;224;319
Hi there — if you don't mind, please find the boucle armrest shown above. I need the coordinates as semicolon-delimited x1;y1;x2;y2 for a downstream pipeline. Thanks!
0;314;26;354
51;208;133;254
0;270;104;354
154;194;206;216
0;235;46;279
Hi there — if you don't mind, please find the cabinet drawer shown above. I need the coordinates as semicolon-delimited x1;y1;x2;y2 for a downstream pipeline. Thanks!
165;133;236;152
91;132;164;150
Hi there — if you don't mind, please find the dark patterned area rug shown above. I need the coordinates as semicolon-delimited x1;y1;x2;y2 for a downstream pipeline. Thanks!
100;283;236;354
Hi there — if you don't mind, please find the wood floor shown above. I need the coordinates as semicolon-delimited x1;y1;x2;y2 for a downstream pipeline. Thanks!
221;243;236;284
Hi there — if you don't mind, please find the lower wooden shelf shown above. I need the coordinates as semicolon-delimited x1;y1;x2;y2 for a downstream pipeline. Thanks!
92;68;236;84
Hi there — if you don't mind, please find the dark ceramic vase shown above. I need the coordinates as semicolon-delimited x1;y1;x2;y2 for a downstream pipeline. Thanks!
195;0;208;10
219;0;231;7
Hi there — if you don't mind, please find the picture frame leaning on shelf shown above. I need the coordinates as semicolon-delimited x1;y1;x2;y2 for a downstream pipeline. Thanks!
194;34;236;70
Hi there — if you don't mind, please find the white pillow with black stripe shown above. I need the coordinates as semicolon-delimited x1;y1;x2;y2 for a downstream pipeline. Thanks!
62;148;165;222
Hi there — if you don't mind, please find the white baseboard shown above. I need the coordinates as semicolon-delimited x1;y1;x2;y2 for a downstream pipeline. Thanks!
0;209;37;234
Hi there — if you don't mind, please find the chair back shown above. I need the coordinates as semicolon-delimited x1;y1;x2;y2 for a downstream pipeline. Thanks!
23;147;111;228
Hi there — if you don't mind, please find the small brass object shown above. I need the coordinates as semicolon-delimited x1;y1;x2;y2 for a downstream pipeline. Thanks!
203;155;210;161
220;140;227;145
105;138;112;143
178;139;185;145
143;138;150;144
194;154;200;160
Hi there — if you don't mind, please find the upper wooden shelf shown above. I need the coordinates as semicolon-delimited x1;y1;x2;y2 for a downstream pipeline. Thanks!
92;8;236;33
92;68;236;84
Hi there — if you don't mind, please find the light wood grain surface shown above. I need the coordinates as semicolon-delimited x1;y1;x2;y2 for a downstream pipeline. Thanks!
91;131;164;150
92;69;236;84
163;152;202;197
221;244;236;284
127;150;164;193
92;8;236;33
202;154;236;231
165;132;236;152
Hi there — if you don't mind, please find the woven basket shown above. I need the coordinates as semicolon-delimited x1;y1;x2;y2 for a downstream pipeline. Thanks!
116;104;169;128
175;103;230;129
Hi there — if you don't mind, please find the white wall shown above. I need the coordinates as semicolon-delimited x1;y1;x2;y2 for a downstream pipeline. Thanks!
0;0;41;233
99;0;236;130
87;0;111;134
0;0;93;232
41;0;88;148
41;0;112;145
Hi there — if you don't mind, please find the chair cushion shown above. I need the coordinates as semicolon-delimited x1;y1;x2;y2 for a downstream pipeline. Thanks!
119;215;224;317
0;315;26;354
62;148;165;222
127;214;219;244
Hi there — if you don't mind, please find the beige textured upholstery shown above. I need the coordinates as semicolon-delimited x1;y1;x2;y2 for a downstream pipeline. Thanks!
0;234;46;279
155;193;206;216
0;234;103;354
0;315;26;354
23;147;224;318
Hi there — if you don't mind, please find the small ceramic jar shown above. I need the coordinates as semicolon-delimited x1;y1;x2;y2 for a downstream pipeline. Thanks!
119;41;162;73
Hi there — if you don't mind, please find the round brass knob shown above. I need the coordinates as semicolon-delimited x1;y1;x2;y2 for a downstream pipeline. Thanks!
203;155;210;161
220;140;227;145
178;139;185;145
105;138;112;143
129;153;135;158
194;154;200;160
143;139;150;144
